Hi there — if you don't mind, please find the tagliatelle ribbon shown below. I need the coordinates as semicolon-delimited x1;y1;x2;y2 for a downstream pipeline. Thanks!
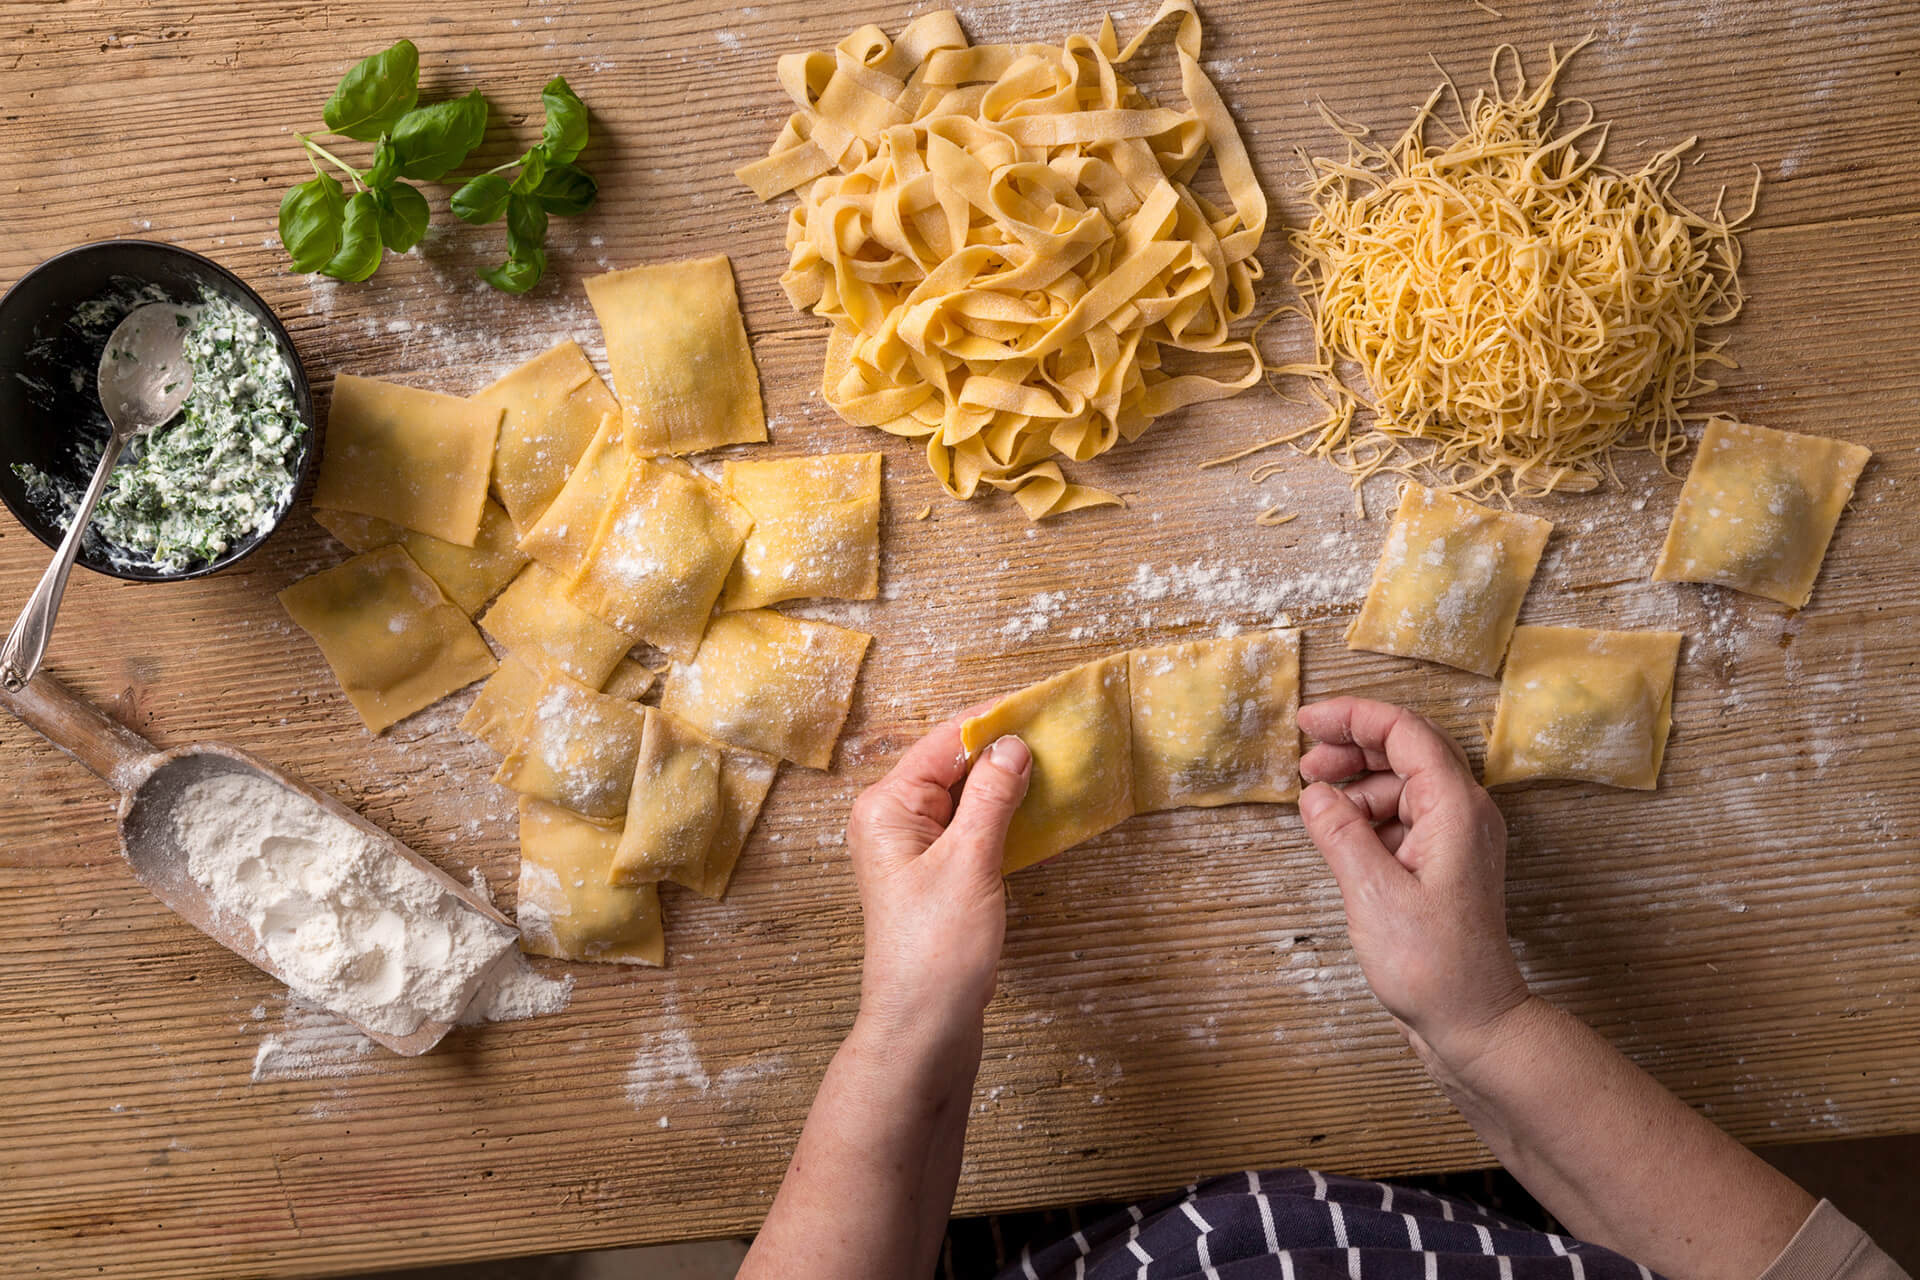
738;0;1266;519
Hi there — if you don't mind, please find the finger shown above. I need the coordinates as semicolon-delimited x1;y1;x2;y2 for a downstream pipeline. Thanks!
937;734;1032;878
1374;820;1409;856
1300;741;1377;783
850;705;995;875
1298;781;1410;907
1339;771;1407;826
1301;697;1473;783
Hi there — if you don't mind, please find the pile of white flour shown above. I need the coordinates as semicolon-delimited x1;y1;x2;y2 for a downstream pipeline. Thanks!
175;772;518;1037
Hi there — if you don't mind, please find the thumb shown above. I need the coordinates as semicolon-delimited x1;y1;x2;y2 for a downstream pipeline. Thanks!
1299;782;1406;908
942;735;1032;875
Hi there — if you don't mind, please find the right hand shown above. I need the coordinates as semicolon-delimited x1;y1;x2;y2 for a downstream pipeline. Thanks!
1296;696;1532;1065
844;709;1032;1053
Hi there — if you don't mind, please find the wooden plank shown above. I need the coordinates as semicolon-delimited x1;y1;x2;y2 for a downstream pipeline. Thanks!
1;1;1917;1276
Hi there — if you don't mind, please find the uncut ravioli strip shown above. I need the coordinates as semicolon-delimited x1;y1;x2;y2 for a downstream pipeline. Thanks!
1483;626;1683;791
472;341;618;535
1129;630;1300;812
584;256;768;455
516;798;665;967
961;654;1135;874
313;497;528;616
1349;484;1551;676
493;670;650;819
567;458;755;659
1652;418;1870;608
660;610;871;770
277;545;496;734
312;373;500;546
721;452;882;610
479;562;634;689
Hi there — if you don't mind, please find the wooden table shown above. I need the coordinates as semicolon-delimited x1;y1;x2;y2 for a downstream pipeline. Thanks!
3;2;1916;1275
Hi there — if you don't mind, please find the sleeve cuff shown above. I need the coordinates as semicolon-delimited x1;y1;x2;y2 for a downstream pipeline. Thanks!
1758;1199;1913;1280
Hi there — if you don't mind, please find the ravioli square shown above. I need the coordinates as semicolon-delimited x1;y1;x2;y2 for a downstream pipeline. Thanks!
460;652;550;754
584;256;768;455
1129;630;1301;812
1349;484;1551;676
472;341;619;535
670;745;779;899
720;452;882;610
659;610;871;769
479;563;634;689
493;670;652;819
600;656;659;701
566;459;755;660
960;654;1135;874
1652;418;1871;608
312;373;501;546
609;708;725;887
517;412;631;578
314;497;528;616
1483;626;1684;791
277;545;497;734
516;798;665;967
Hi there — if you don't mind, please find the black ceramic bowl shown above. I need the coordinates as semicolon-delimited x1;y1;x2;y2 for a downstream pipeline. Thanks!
0;240;316;581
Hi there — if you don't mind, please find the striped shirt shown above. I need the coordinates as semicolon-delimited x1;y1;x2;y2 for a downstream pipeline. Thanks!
1000;1169;1658;1280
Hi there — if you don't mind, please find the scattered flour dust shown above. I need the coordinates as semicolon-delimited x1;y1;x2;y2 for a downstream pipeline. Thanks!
623;994;788;1117
250;997;382;1083
177;772;516;1037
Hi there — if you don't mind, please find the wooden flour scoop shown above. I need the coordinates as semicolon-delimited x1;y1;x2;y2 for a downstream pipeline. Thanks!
0;670;516;1055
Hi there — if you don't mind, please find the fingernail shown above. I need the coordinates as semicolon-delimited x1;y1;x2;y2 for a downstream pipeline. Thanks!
1298;782;1333;819
986;734;1031;774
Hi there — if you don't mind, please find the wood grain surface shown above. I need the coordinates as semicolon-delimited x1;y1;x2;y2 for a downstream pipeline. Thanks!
3;2;1917;1276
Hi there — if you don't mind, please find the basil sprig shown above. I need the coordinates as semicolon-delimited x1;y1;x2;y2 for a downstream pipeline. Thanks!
449;77;598;294
277;41;598;293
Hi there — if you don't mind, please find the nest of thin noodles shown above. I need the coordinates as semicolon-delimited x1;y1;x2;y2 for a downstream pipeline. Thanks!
1271;38;1755;500
737;1;1267;519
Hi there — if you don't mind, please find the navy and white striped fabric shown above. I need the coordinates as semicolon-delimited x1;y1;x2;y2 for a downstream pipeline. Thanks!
999;1169;1660;1280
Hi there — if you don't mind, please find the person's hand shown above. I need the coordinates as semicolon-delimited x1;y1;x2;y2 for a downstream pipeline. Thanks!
1296;696;1532;1065
845;708;1032;1051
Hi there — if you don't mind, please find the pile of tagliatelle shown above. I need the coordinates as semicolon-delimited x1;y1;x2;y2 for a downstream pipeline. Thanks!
1252;36;1756;503
738;0;1266;520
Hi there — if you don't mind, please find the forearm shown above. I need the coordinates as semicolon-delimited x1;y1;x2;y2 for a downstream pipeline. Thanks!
1416;995;1815;1280
739;1013;982;1280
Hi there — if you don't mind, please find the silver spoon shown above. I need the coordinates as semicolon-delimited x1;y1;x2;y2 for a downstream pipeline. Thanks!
0;302;197;691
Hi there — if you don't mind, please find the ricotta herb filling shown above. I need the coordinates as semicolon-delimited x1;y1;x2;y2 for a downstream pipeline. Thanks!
17;289;304;573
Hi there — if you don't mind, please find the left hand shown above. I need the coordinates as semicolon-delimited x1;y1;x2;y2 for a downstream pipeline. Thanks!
845;707;1032;1049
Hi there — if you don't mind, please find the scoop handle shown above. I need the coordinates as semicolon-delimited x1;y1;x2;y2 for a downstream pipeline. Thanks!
0;669;159;793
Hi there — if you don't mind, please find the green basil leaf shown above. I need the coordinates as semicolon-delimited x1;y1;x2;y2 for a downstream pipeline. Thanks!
365;135;398;189
451;173;512;224
322;40;419;142
375;182;431;252
321;191;385;282
392;89;489;181
479;245;547;295
505;193;549;257
278;172;346;273
538;76;589;163
510;144;550;196
534;162;598;216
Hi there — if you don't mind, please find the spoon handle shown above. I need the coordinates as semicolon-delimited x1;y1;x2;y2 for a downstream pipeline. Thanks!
0;668;160;794
1;431;131;692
